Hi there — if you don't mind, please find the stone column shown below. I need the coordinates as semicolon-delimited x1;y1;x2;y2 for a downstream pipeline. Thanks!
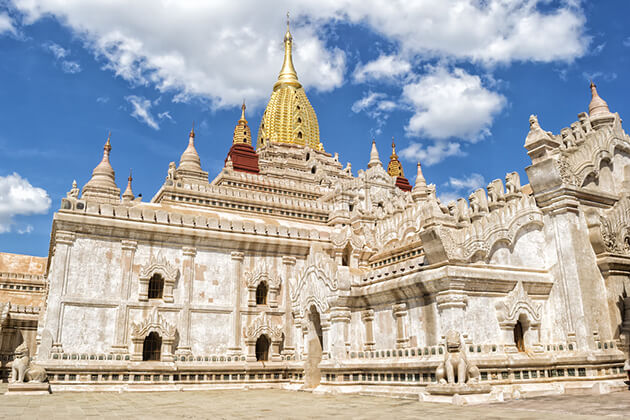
111;240;137;353
229;252;244;354
46;231;75;355
282;256;296;355
393;303;410;348
176;246;196;356
301;321;309;358
361;309;375;351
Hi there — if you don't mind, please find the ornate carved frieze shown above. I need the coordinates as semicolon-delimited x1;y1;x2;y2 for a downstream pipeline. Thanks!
245;260;282;307
129;307;176;361
587;196;630;256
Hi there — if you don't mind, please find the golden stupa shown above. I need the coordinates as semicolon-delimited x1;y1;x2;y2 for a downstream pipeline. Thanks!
256;16;322;151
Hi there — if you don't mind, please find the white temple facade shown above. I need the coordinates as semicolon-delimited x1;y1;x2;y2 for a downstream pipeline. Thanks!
7;24;629;398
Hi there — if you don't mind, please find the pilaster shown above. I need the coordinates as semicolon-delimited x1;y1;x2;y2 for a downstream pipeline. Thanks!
176;246;196;356
228;251;244;354
111;240;137;354
393;302;410;349
281;256;296;355
47;231;76;355
361;309;375;351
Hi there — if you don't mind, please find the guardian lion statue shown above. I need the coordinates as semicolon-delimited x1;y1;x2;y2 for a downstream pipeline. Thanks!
435;330;480;385
10;342;47;383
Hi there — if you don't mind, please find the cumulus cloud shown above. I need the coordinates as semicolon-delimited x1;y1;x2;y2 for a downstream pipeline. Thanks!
403;66;506;141
0;12;15;35
125;95;159;130
438;173;486;204
353;54;411;83
61;60;81;74
8;0;587;110
0;173;51;233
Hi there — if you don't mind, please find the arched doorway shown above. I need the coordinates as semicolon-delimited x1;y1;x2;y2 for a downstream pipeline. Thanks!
256;335;270;361
309;305;323;351
143;331;162;361
514;320;525;352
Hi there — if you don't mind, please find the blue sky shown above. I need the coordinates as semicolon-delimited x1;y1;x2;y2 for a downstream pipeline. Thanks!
0;1;628;257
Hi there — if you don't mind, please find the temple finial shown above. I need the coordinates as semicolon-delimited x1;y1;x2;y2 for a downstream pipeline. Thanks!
286;11;290;33
122;168;135;201
240;101;247;122
190;121;195;138
391;137;397;157
274;12;300;90
368;139;382;169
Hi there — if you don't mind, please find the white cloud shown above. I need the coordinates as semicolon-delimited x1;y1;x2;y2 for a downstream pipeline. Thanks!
125;95;159;130
437;172;486;204
0;172;51;233
8;0;587;109
353;54;411;82
44;42;68;59
351;91;398;135
403;66;506;141
61;60;81;73
158;111;174;122
582;71;617;83
43;41;82;73
399;141;463;166
96;96;109;103
0;12;16;35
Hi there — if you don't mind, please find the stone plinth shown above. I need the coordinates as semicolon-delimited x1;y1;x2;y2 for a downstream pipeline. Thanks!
5;382;51;395
424;383;494;405
426;383;492;395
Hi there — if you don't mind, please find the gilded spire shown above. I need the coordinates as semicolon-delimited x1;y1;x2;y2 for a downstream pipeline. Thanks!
273;12;301;91
240;101;247;123
122;169;135;201
233;102;252;145
368;139;382;169
588;81;611;117
387;137;404;177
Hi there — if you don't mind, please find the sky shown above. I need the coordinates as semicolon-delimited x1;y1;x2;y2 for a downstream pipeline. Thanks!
0;0;629;257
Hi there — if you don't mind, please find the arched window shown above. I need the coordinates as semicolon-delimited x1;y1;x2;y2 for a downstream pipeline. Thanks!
143;331;162;361
148;274;164;299
256;282;268;305
297;132;303;139
311;166;316;174
342;244;352;267
514;320;525;352
305;152;310;161
297;117;302;124
256;335;270;361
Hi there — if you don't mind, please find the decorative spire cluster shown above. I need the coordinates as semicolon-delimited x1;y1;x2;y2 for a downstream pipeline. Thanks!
225;105;260;174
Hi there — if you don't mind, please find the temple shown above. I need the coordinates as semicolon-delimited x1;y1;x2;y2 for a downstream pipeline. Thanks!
1;21;629;401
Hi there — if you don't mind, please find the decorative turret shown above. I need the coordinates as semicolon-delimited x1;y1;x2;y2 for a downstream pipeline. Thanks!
122;169;135;202
81;133;121;203
387;139;412;191
367;139;382;169
225;103;260;174
588;82;614;128
523;114;561;165
257;14;322;150
175;123;208;184
411;162;429;201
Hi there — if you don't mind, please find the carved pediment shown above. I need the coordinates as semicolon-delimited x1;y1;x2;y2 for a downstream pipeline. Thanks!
244;260;281;289
130;307;176;340
139;252;178;282
495;281;541;328
243;312;283;342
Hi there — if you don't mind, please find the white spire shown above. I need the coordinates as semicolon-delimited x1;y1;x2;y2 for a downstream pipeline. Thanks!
411;162;429;202
367;139;382;169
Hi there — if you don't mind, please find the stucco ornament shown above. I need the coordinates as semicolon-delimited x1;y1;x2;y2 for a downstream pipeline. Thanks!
243;312;283;342
245;260;281;289
10;342;47;383
435;330;480;385
587;197;630;255
130;307;177;341
138;252;179;302
495;281;542;328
